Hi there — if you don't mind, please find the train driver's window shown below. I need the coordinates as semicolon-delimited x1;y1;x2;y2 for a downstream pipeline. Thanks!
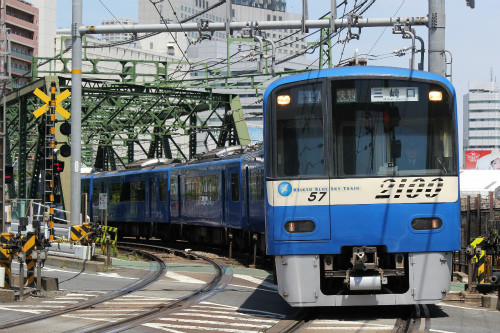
275;83;325;178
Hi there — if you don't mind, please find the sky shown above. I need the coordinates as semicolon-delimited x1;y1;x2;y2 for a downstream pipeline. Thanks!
55;0;500;164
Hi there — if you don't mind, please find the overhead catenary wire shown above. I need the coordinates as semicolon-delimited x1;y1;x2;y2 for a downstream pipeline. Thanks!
28;0;408;83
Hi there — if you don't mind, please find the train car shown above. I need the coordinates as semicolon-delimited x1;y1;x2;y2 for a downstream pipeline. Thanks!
81;146;265;249
264;66;460;306
168;145;265;249
81;159;177;239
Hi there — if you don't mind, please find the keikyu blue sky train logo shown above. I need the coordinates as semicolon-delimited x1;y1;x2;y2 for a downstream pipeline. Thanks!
278;182;292;196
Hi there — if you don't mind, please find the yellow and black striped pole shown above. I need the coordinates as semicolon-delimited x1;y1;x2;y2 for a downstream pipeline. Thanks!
0;233;13;289
46;82;57;242
100;226;118;255
471;237;486;284
22;233;36;287
70;223;91;244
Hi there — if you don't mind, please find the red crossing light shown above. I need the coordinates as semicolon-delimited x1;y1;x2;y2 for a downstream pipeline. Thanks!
53;160;65;173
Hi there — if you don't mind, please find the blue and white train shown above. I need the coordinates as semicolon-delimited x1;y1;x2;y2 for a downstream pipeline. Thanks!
264;66;460;306
81;145;265;250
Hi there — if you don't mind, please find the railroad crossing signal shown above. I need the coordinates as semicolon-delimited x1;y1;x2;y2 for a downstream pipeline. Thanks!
33;88;71;119
53;160;65;173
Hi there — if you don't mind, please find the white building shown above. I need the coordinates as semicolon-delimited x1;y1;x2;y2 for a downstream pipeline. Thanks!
460;170;500;199
30;0;55;58
101;18;140;49
463;81;500;151
138;0;307;58
186;39;308;140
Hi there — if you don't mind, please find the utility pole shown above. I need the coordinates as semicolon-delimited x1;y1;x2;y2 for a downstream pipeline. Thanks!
428;0;446;76
68;0;447;226
0;1;11;233
70;0;82;226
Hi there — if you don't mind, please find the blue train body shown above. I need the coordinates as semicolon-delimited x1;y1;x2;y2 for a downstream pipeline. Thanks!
82;65;460;308
81;147;265;247
264;66;460;306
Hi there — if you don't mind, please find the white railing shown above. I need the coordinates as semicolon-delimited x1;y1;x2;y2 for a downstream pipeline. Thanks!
5;200;92;259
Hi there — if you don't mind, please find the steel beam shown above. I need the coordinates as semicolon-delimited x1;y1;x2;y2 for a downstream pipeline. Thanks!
57;17;428;35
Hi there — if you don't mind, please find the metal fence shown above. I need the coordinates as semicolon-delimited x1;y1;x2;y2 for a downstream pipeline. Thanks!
4;199;92;258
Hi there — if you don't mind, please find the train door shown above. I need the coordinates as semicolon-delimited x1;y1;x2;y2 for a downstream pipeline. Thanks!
91;180;100;222
225;165;242;228
244;166;250;230
170;174;180;221
149;176;158;220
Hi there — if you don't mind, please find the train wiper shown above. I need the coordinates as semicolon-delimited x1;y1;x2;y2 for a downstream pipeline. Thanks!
436;156;448;175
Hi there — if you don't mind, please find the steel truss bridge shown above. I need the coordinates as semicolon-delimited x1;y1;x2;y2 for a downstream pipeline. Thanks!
4;75;251;208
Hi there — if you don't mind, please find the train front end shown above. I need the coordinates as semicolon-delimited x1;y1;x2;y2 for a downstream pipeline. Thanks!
264;67;460;306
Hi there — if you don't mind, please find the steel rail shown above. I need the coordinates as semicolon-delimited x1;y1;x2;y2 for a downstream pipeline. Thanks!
393;304;431;333
0;246;166;330
78;241;231;333
266;309;311;333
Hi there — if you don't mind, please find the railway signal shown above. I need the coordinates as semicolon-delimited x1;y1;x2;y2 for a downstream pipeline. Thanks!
53;160;65;173
59;121;71;158
4;165;13;184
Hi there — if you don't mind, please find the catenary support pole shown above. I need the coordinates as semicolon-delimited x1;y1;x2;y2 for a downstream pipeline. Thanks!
70;0;82;226
428;0;446;76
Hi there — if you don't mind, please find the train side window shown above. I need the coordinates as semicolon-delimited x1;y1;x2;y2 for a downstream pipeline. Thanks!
185;175;218;201
249;169;264;201
160;179;168;201
231;173;240;201
92;184;99;203
109;183;121;203
170;176;178;202
120;182;131;202
185;177;198;201
130;181;145;202
203;175;218;201
83;183;90;197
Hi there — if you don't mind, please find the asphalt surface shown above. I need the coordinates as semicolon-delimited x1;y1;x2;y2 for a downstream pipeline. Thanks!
0;257;498;333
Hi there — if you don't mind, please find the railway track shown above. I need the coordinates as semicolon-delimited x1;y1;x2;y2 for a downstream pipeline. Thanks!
0;245;166;330
266;304;432;333
76;242;231;333
0;242;230;332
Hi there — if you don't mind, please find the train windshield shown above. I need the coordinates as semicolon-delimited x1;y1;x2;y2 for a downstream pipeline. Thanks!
269;78;456;178
332;79;456;177
273;82;326;177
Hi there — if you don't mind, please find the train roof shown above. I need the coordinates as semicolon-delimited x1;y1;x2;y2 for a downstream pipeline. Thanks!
82;158;180;178
264;66;456;100
173;144;263;169
81;144;263;179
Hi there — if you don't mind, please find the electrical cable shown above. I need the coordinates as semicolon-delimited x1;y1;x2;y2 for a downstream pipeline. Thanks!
368;0;407;54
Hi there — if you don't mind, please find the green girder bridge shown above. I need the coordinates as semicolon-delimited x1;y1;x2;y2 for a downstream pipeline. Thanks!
4;75;253;208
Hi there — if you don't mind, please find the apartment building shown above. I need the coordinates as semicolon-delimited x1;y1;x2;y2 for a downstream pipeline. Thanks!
0;0;38;89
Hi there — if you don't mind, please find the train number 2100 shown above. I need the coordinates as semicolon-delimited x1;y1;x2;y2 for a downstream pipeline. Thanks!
375;178;443;199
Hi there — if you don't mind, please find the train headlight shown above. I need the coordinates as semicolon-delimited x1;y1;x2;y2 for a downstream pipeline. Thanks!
411;218;442;230
429;91;443;101
277;94;291;105
284;220;316;233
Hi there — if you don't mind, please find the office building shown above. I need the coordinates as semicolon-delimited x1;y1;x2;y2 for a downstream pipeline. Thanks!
463;81;500;169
